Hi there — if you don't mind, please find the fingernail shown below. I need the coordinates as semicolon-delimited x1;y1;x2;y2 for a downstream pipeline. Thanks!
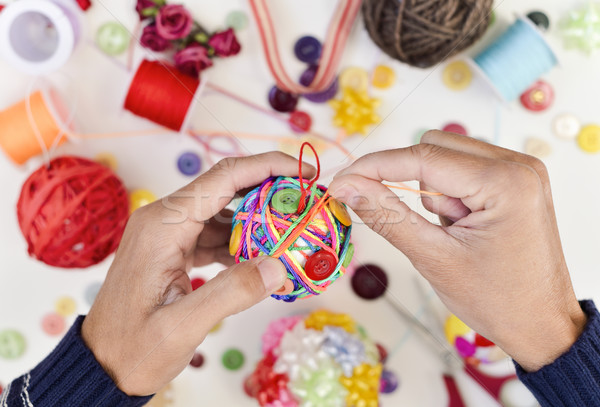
259;258;287;293
331;184;361;207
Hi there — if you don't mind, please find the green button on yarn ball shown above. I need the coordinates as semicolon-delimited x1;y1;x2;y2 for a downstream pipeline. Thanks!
225;10;249;30
271;189;302;214
222;348;245;370
342;243;354;268
0;330;26;359
96;22;130;56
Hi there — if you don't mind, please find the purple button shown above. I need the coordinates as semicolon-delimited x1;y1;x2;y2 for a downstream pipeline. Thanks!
177;152;202;176
351;264;388;300
299;65;339;103
380;370;400;393
189;352;205;368
268;86;299;113
294;36;322;64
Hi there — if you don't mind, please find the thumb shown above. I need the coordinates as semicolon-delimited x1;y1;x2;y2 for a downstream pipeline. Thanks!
166;257;286;347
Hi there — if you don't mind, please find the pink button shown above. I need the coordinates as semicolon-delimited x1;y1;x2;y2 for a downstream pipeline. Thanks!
41;313;66;336
442;123;468;136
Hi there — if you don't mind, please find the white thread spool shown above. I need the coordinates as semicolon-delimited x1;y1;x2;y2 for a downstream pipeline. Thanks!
0;0;81;75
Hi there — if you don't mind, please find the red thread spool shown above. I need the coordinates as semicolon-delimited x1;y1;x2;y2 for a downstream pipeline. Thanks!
124;59;200;132
17;156;129;268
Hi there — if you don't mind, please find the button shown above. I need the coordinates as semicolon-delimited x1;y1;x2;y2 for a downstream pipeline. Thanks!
328;198;352;226
372;65;396;89
524;137;552;159
376;343;388;363
209;321;223;334
474;333;495;347
177;152;202;176
380;370;399;394
271;189;302;214
222;348;245;370
294;36;322;64
229;223;243;256
339;67;369;92
577;124;600;153
305;250;338;281
95;152;118;171
129;189;157;213
268;86;299;113
225;10;249;30
274;278;295;295
351;264;388;300
191;277;205;291
520;80;554;112
299;65;339;103
342;243;354;268
0;330;26;359
85;281;102;306
189;352;205;368
442;122;468;136
96;22;130;56
444;315;471;345
42;313;66;336
553;113;581;140
55;296;76;317
527;11;550;31
455;336;476;358
289;110;312;133
442;61;472;91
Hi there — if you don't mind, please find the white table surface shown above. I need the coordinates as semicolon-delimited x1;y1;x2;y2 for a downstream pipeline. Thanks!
0;0;599;406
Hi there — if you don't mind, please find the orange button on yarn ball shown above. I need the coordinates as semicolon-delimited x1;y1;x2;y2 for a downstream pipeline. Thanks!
328;198;352;226
229;223;243;256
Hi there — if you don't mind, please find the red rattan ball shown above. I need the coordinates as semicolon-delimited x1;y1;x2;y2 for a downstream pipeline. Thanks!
17;156;129;268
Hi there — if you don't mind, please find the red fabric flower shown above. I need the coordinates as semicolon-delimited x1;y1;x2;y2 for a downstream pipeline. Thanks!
140;24;171;52
155;4;193;40
174;44;213;77
135;0;156;20
208;28;241;57
247;353;291;407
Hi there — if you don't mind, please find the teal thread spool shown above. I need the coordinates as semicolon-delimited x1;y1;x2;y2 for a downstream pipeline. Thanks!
473;17;557;101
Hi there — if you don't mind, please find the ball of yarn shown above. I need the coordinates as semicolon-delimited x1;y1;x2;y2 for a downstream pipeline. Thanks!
17;156;129;268
230;176;352;302
362;0;493;68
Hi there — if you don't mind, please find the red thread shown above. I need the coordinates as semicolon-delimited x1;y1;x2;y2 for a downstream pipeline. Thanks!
17;156;130;269
124;59;200;131
297;142;321;213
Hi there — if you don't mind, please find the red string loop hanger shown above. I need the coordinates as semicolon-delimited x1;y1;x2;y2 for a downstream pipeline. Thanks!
297;141;321;213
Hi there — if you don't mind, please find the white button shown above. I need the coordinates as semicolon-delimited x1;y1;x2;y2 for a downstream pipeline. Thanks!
553;113;581;140
525;137;552;159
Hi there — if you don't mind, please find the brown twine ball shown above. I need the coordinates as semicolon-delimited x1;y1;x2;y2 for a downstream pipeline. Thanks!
362;0;494;68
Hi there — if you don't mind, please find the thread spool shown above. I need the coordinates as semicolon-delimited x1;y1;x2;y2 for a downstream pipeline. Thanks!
0;0;81;75
0;88;72;165
124;59;201;132
472;17;557;101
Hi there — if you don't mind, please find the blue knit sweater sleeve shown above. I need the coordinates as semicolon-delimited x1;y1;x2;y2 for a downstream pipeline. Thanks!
0;316;153;407
516;300;600;406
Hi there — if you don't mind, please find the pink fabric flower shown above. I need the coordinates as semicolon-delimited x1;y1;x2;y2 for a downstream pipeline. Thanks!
208;28;241;57
135;0;157;20
174;44;213;77
140;24;171;52
261;315;303;355
156;4;193;40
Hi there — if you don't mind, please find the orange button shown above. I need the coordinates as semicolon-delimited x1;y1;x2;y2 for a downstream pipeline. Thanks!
229;223;243;256
328;198;352;226
274;278;295;295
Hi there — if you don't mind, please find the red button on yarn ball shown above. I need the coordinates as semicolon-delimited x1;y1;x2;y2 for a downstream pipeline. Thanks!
17;156;129;269
305;250;337;280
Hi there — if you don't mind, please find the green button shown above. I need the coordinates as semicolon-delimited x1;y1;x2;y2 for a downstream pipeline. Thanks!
0;330;26;359
342;243;354;268
222;348;245;370
225;10;249;31
271;189;302;214
96;22;130;56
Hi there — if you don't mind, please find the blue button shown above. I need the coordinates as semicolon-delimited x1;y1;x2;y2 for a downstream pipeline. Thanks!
177;152;202;176
294;36;322;64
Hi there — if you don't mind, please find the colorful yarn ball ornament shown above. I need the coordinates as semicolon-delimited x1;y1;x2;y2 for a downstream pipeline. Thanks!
17;156;129;268
230;143;353;302
245;310;384;407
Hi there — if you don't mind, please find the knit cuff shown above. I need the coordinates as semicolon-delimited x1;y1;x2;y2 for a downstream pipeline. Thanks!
515;300;600;407
25;316;153;406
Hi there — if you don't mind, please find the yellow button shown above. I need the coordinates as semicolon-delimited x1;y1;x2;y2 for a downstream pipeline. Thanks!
328;198;352;226
95;153;118;171
209;321;223;334
339;67;369;92
129;189;157;213
577;124;600;153
442;61;472;91
372;65;396;89
229;223;243;256
54;296;76;317
444;314;471;345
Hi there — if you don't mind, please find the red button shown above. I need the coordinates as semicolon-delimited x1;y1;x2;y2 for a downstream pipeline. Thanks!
289;110;312;133
189;352;205;368
442;122;468;136
191;277;205;291
304;250;337;280
520;80;554;112
41;313;66;336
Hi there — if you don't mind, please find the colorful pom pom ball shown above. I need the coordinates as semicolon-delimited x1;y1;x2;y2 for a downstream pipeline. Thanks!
444;314;508;365
245;310;385;407
17;156;129;268
230;176;353;302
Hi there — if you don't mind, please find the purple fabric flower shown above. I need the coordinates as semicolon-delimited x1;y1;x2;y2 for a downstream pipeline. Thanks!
156;4;193;40
174;44;213;77
140;24;171;52
208;28;241;57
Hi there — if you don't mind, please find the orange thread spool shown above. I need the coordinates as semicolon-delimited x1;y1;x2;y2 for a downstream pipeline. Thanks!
0;90;68;165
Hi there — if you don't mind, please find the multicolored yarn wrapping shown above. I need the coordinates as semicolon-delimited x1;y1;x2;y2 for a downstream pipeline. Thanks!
231;176;352;302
